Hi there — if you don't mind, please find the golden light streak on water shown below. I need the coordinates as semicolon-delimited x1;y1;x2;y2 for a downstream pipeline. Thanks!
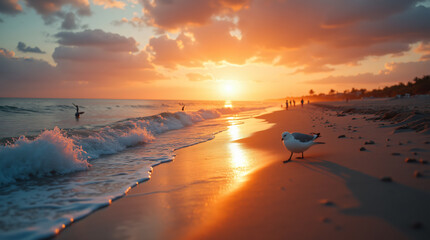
224;100;233;108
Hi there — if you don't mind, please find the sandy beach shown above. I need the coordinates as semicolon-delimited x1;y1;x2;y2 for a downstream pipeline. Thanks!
56;98;430;240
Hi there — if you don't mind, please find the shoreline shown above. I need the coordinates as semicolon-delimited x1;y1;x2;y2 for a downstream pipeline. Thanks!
57;100;430;240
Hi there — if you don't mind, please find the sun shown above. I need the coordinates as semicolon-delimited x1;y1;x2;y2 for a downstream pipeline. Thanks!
219;80;238;99
224;83;234;94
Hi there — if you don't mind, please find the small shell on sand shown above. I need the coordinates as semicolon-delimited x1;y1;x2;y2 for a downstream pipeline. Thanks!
419;159;428;164
320;217;331;223
360;147;367;151
319;199;334;206
414;171;422;178
365;140;375;145
405;158;418;163
380;176;392;182
338;135;346;138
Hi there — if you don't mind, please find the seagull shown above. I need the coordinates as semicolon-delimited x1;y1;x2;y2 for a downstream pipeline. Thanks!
281;132;324;163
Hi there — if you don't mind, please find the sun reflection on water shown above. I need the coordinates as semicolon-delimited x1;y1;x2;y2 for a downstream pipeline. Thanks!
226;119;250;190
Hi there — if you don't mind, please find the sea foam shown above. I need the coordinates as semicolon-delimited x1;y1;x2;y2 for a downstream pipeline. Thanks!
0;127;90;185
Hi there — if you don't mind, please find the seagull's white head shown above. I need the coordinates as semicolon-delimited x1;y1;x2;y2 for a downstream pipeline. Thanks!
281;131;290;141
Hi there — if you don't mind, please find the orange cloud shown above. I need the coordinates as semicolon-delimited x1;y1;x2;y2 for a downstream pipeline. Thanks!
25;0;91;16
140;0;430;73
141;0;249;31
0;29;166;98
0;0;22;15
186;73;213;82
415;41;430;61
93;0;126;9
147;20;255;68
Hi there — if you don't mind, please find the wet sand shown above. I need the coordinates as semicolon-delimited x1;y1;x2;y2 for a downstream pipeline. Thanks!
57;101;430;240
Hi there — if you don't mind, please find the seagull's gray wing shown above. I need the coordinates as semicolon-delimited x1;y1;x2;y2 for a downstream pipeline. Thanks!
291;132;315;142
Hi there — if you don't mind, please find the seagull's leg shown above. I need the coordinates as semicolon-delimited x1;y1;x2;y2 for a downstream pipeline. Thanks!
302;152;304;158
283;152;293;163
297;152;304;159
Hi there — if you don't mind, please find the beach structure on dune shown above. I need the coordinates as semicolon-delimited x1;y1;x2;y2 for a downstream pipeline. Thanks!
281;132;324;162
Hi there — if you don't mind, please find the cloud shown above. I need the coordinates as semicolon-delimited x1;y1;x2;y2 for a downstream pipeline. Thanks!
61;12;78;29
93;0;126;9
0;0;22;15
0;48;15;57
22;0;91;26
415;41;430;60
0;30;166;97
147;20;255;68
112;16;145;28
0;48;164;97
52;29;153;80
141;0;430;72
140;0;249;30
24;0;91;17
17;42;46;54
55;29;139;52
306;60;430;86
186;73;213;82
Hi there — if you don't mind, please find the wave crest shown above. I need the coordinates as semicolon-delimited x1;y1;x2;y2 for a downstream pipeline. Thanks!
0;127;90;185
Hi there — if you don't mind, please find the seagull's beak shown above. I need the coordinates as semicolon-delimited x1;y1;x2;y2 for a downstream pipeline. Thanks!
281;137;284;141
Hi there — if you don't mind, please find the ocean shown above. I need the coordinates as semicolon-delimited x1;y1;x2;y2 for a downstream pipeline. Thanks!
0;98;276;240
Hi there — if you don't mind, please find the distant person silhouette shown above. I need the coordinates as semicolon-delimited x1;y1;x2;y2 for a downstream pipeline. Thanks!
293;100;296;107
289;100;292;106
73;103;84;118
301;98;304;107
285;100;288;109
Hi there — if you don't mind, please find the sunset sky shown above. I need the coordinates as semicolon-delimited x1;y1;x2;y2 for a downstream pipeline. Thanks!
1;0;430;100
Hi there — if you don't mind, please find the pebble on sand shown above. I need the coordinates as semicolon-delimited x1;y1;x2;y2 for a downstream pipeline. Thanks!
411;222;423;230
380;176;392;182
364;140;375;145
414;171;422;178
338;135;346;138
405;158;418;163
319;199;334;206
320;217;331;223
360;147;367;151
